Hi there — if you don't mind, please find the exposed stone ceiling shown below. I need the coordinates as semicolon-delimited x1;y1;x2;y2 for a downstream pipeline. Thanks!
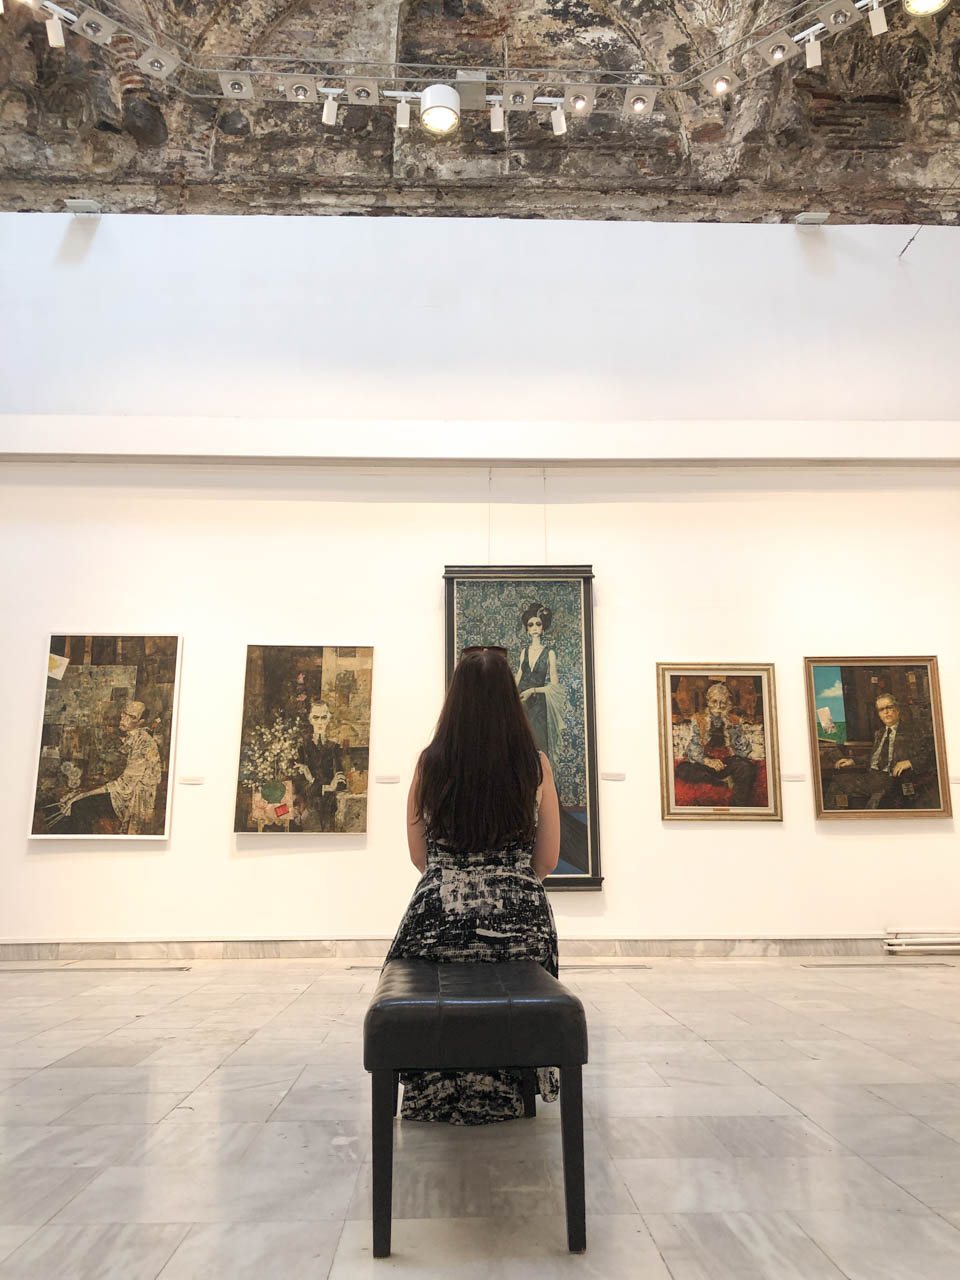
1;0;958;222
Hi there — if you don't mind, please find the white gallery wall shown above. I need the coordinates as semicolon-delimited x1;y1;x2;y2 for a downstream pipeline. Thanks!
0;459;958;943
1;210;959;942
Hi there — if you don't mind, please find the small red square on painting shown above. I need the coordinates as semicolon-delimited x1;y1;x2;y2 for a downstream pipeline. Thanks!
274;804;289;817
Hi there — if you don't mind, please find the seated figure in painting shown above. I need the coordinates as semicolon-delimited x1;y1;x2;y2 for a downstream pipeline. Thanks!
48;700;161;835
385;646;561;1124
823;692;936;811
293;699;346;831
674;682;758;807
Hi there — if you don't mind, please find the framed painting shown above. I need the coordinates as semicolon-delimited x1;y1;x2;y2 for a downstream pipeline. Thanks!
444;565;601;889
30;634;182;839
657;663;782;821
805;656;951;819
234;645;373;834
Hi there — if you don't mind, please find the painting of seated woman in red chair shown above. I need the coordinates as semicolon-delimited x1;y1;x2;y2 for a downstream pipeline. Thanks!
657;665;782;821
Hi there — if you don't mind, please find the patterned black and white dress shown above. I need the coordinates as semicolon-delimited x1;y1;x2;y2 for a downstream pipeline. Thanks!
384;823;560;1126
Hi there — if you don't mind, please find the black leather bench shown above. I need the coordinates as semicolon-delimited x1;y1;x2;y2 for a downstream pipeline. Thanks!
363;959;589;1257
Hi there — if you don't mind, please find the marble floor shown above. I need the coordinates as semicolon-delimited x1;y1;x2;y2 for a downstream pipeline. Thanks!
3;957;960;1277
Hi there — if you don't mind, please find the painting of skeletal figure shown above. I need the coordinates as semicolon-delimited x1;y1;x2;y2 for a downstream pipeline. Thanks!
234;645;373;834
30;635;181;838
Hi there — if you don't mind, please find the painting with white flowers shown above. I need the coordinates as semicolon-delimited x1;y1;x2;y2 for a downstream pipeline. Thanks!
234;645;373;833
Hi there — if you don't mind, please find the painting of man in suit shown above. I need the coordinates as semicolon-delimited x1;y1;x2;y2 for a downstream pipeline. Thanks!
807;658;951;819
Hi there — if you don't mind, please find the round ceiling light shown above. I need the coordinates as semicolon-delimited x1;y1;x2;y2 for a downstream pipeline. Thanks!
903;0;952;12
713;75;731;94
420;83;460;135
631;95;649;113
770;44;787;60
571;94;588;110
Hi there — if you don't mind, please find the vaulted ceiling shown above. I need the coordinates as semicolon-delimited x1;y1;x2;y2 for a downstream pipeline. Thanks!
1;0;958;222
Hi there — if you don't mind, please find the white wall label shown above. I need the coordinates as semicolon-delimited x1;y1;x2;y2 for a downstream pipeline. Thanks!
178;777;205;786
375;775;401;784
600;772;626;782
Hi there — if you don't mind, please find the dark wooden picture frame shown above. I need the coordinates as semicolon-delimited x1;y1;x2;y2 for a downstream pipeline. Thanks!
444;565;602;890
805;655;951;820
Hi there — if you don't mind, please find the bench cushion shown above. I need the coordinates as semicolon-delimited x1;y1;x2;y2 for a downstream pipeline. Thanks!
363;960;588;1071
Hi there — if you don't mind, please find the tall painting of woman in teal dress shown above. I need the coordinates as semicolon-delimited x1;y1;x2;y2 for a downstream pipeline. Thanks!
444;565;601;889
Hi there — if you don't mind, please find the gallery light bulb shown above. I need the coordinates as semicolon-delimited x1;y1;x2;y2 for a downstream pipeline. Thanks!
420;84;460;135
902;0;951;12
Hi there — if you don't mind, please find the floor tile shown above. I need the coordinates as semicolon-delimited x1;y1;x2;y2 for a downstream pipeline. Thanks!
614;1156;922;1213
592;1116;731;1160
865;1152;960;1207
0;1166;98;1225
812;1113;960;1157
587;1085;795;1118
156;1221;344;1279
53;1162;363;1224
792;1208;960;1279
57;1094;188;1125
0;1230;35;1267
0;1224;187;1279
642;1211;845;1278
700;1116;844;1158
0;1125;144;1167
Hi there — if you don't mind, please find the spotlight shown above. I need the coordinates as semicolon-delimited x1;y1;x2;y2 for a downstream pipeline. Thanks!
550;104;567;135
45;15;64;46
869;2;889;33
903;0;951;12
282;77;316;103
815;0;863;31
805;36;823;67
758;31;801;66
420;83;460;134
502;81;534;111
490;102;505;132
622;86;658;118
73;8;119;44
321;94;338;125
135;45;180;80
396;98;410;129
699;64;741;96
564;85;597;115
345;78;378;105
217;72;254;100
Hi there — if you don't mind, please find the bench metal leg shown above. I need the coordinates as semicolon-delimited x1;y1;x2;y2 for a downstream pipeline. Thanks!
392;1070;400;1117
520;1069;537;1118
560;1064;586;1252
371;1069;395;1257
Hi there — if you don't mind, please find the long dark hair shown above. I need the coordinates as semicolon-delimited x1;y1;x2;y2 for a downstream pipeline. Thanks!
415;648;542;851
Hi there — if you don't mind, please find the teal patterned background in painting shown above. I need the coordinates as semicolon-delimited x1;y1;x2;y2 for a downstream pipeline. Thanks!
454;577;587;807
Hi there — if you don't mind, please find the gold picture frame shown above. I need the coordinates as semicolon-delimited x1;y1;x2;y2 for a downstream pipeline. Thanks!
657;663;782;821
805;656;951;820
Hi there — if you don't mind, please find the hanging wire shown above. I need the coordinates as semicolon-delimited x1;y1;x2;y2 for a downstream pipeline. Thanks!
542;467;549;566
898;167;960;260
487;466;493;566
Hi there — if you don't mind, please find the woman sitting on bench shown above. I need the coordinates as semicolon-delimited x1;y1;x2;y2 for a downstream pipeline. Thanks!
385;644;562;1125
